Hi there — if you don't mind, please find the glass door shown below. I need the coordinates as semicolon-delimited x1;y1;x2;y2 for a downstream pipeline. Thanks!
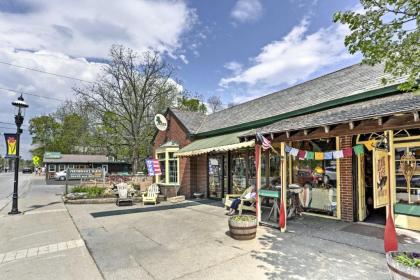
208;156;223;199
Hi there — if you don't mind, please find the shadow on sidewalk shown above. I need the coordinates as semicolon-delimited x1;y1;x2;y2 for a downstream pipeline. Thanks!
90;199;223;218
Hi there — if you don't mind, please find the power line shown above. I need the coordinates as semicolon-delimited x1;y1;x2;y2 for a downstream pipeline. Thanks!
0;87;65;102
0;121;27;127
0;61;96;84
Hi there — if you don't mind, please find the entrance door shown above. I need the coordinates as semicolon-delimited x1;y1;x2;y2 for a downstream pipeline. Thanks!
358;148;386;224
208;156;223;199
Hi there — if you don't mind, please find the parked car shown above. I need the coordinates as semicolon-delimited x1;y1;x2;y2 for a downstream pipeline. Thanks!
325;166;337;181
54;170;67;181
296;169;322;187
22;167;33;174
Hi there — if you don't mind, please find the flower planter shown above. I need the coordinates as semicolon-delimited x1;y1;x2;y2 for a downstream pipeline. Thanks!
228;215;257;240
386;252;420;280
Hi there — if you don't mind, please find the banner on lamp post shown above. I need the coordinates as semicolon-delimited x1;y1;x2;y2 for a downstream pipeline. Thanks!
4;133;17;158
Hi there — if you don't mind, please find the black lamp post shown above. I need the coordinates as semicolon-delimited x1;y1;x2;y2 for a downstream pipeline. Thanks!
9;94;28;215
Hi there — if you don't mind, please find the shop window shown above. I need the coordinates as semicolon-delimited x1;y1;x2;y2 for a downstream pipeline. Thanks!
269;149;281;188
290;138;337;217
155;144;179;185
395;146;420;205
157;152;166;183
168;153;178;183
48;164;56;172
232;151;247;194
59;164;66;171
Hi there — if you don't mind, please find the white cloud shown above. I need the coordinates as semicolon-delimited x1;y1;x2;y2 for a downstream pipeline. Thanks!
224;61;243;75
0;0;196;58
179;54;189;64
231;0;263;23
0;47;105;158
220;18;355;93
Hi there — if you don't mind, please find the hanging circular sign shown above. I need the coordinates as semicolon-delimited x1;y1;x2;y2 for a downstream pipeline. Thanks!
154;114;168;131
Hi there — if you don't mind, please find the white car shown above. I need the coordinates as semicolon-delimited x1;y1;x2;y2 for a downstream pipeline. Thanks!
325;167;337;181
54;170;67;181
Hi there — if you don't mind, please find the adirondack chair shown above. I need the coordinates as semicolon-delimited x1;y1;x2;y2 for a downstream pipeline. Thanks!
116;183;133;206
142;184;159;205
224;186;256;215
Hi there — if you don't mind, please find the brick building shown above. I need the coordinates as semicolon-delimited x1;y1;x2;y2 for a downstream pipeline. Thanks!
152;63;420;231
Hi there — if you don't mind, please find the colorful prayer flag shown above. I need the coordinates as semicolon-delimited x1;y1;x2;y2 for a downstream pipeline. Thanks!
353;145;364;155
333;150;344;159
315;152;324;160
324;152;333;160
285;145;292;153
290;148;299;157
297;150;306;160
343;147;353;157
364;140;376;151
306;151;314;160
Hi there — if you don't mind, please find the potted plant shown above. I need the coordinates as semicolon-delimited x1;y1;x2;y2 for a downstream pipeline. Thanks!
386;251;420;279
228;215;257;240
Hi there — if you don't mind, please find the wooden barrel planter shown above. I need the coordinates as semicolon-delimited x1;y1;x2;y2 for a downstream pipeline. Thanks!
386;252;420;280
228;215;257;240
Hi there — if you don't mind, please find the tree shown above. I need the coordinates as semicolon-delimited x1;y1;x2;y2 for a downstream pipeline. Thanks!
74;45;180;173
207;95;223;113
177;95;207;113
29;115;61;158
334;0;419;90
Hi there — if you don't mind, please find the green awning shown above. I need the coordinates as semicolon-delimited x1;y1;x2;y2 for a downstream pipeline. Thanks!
175;131;255;157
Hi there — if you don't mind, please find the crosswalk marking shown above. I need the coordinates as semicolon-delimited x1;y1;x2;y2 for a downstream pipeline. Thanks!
0;239;85;264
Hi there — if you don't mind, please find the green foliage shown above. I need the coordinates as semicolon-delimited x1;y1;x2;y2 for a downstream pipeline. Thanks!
231;215;257;222
334;0;419;90
71;186;105;198
177;96;207;113
29;115;62;158
393;252;420;268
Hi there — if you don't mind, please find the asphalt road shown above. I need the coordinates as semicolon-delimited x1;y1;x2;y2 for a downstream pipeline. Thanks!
0;172;33;212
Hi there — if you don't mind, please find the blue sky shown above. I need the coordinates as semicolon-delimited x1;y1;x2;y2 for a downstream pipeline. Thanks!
0;0;361;158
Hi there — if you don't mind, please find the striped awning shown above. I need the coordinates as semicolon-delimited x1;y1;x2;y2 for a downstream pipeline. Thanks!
175;131;255;157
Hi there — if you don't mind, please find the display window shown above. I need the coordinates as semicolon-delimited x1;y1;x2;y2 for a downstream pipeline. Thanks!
231;151;247;194
395;146;420;205
289;138;338;217
155;143;179;185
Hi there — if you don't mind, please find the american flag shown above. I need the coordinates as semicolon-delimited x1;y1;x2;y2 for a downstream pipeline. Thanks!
256;133;272;151
152;159;162;175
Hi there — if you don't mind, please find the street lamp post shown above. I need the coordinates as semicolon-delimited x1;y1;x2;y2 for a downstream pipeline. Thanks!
9;95;28;215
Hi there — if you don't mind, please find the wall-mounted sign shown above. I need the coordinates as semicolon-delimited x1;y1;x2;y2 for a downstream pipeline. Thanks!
4;133;17;158
154;114;168;131
67;168;103;180
44;152;62;159
373;150;389;208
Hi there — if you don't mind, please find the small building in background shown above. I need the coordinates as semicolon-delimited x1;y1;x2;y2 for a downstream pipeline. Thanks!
43;152;131;180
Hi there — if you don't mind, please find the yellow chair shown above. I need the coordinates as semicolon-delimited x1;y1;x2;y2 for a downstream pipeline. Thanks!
224;187;256;215
142;184;159;205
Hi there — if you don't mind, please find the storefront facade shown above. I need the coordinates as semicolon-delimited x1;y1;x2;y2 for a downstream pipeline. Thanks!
152;63;420;231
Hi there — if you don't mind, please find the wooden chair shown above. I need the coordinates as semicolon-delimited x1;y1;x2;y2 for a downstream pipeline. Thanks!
116;183;133;206
224;186;256;215
142;184;159;205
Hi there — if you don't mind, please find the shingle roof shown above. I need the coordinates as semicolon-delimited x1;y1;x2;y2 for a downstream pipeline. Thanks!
247;92;420;135
43;154;109;163
195;63;405;135
170;108;207;134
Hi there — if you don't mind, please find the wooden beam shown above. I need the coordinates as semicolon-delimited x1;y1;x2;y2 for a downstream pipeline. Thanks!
349;121;355;130
270;133;274;139
286;131;290;138
324;125;330;133
378;117;383;126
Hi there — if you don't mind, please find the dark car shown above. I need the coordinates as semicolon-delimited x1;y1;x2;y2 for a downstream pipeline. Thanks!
22;167;33;174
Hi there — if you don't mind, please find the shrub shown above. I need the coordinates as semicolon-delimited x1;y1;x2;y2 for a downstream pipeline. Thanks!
71;186;105;198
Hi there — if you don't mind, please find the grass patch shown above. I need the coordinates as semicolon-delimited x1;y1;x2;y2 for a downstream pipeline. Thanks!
71;186;105;198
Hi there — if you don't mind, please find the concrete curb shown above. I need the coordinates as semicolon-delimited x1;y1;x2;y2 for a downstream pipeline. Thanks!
63;197;143;204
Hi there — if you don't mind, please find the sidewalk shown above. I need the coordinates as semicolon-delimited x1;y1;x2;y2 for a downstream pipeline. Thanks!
0;176;102;280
